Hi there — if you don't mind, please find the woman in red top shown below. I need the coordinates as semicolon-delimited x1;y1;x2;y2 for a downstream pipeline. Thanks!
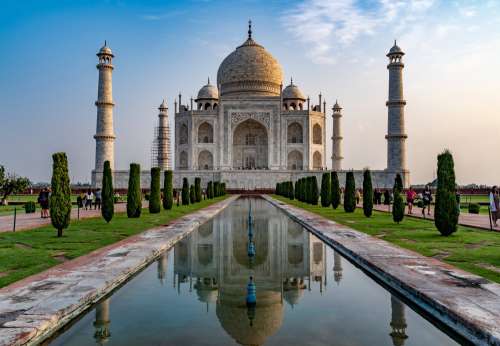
406;187;417;214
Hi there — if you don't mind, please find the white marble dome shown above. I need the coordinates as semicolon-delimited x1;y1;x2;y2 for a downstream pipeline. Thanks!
217;36;283;97
196;79;219;100
283;80;305;100
98;43;113;56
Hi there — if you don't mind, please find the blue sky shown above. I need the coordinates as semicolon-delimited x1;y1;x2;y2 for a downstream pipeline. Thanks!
1;0;499;185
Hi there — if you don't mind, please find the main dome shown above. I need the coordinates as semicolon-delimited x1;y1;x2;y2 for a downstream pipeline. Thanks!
217;29;283;97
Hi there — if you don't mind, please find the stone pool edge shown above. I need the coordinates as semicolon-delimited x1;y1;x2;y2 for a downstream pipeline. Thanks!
264;195;500;346
0;195;238;346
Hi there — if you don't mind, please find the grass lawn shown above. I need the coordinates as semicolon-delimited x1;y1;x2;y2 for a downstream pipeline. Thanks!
273;195;500;284
0;196;228;288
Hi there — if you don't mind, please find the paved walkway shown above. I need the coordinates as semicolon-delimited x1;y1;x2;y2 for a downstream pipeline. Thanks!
0;204;128;233
266;195;500;345
364;203;498;231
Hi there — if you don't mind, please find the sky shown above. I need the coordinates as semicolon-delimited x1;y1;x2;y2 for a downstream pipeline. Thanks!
0;0;499;185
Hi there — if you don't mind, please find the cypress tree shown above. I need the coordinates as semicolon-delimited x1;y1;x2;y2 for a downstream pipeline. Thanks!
344;172;356;212
304;178;310;203
127;163;142;218
221;183;226;195
101;160;114;223
435;150;459;236
320;173;331;207
214;182;220;197
331;171;341;209
195;177;202;202
162;170;173;210
289;181;294;200
190;184;196;204
182;178;190;205
301;178;306;202
392;174;405;224
207;181;213;199
50;152;72;237
362;169;373;217
294;180;299;200
149;167;161;213
310;176;319;205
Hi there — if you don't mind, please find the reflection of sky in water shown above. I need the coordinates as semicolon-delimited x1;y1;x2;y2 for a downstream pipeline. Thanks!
50;197;459;346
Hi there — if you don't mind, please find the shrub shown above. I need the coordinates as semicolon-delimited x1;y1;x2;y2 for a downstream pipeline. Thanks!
194;177;202;202
331;172;341;209
416;200;424;208
362;169;373;217
207;181;213;199
435;150;459;236
127;163;142;218
289;181;294;200
221;183;226;196
310;176;319;205
162;170;173;210
182;178;190;205
320;173;331;207
50;152;72;237
344;172;356;212
190;184;196;204
392;174;405;224
24;201;36;213
214;182;220;197
144;193;150;201
102;160;114;223
468;203;480;214
149;167;161;214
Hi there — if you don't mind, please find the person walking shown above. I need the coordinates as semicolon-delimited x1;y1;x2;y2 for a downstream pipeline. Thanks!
85;189;93;210
422;185;432;216
94;189;102;210
489;186;499;227
355;189;361;205
37;188;50;218
406;186;416;214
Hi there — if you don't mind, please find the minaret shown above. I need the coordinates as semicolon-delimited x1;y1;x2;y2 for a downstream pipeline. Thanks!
157;100;171;170
386;41;407;173
94;41;116;176
331;100;343;171
390;295;408;346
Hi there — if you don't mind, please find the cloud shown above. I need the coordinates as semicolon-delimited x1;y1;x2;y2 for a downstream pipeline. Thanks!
140;10;186;21
281;0;436;64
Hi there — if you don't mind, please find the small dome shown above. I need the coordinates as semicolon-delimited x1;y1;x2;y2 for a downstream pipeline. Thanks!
159;99;168;110
98;41;113;56
217;23;283;97
333;100;342;111
387;40;404;56
283;79;305;100
196;79;219;100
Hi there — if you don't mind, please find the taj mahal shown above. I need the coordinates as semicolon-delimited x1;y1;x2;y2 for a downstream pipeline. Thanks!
91;22;409;190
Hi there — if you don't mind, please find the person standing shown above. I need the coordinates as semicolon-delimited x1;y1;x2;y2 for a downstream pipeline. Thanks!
37;188;50;218
490;186;499;227
355;189;361;205
94;188;102;210
422;185;432;216
85;189;93;210
406;186;416;214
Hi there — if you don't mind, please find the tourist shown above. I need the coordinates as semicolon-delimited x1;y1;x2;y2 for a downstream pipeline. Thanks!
383;190;391;206
355;189;361;205
406;186;416;214
85;189;93;210
37;188;50;218
489;186;499;227
422;185;432;216
456;191;461;215
94;189;102;210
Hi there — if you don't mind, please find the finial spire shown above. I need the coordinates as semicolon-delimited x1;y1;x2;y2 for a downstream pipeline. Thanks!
248;19;252;39
394;39;397;46
104;40;107;46
207;77;210;85
290;77;293;85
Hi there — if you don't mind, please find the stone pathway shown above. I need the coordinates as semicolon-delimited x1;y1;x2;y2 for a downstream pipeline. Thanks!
0;196;237;346
0;204;128;233
364;203;498;231
266;195;500;345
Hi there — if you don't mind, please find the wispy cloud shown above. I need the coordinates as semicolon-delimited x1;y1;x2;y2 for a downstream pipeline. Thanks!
140;10;186;21
281;0;436;64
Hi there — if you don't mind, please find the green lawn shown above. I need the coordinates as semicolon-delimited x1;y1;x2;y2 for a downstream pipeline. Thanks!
273;195;500;284
0;196;228;288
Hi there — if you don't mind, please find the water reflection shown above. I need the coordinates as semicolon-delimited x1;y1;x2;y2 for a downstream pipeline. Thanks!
172;198;327;345
93;299;111;345
390;295;408;346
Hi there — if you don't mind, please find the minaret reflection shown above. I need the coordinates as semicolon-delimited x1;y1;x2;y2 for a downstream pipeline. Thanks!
157;253;168;285
93;298;111;345
333;250;343;284
390;295;408;346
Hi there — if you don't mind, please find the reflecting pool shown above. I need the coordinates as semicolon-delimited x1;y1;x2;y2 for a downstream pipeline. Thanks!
49;197;461;345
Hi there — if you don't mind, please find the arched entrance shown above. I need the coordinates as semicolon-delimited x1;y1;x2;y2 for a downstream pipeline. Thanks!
232;119;268;169
198;150;213;170
287;150;303;170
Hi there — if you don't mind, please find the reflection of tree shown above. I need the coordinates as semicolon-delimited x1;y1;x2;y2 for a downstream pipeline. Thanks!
157;253;167;285
93;299;111;345
390;295;408;346
333;251;343;284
